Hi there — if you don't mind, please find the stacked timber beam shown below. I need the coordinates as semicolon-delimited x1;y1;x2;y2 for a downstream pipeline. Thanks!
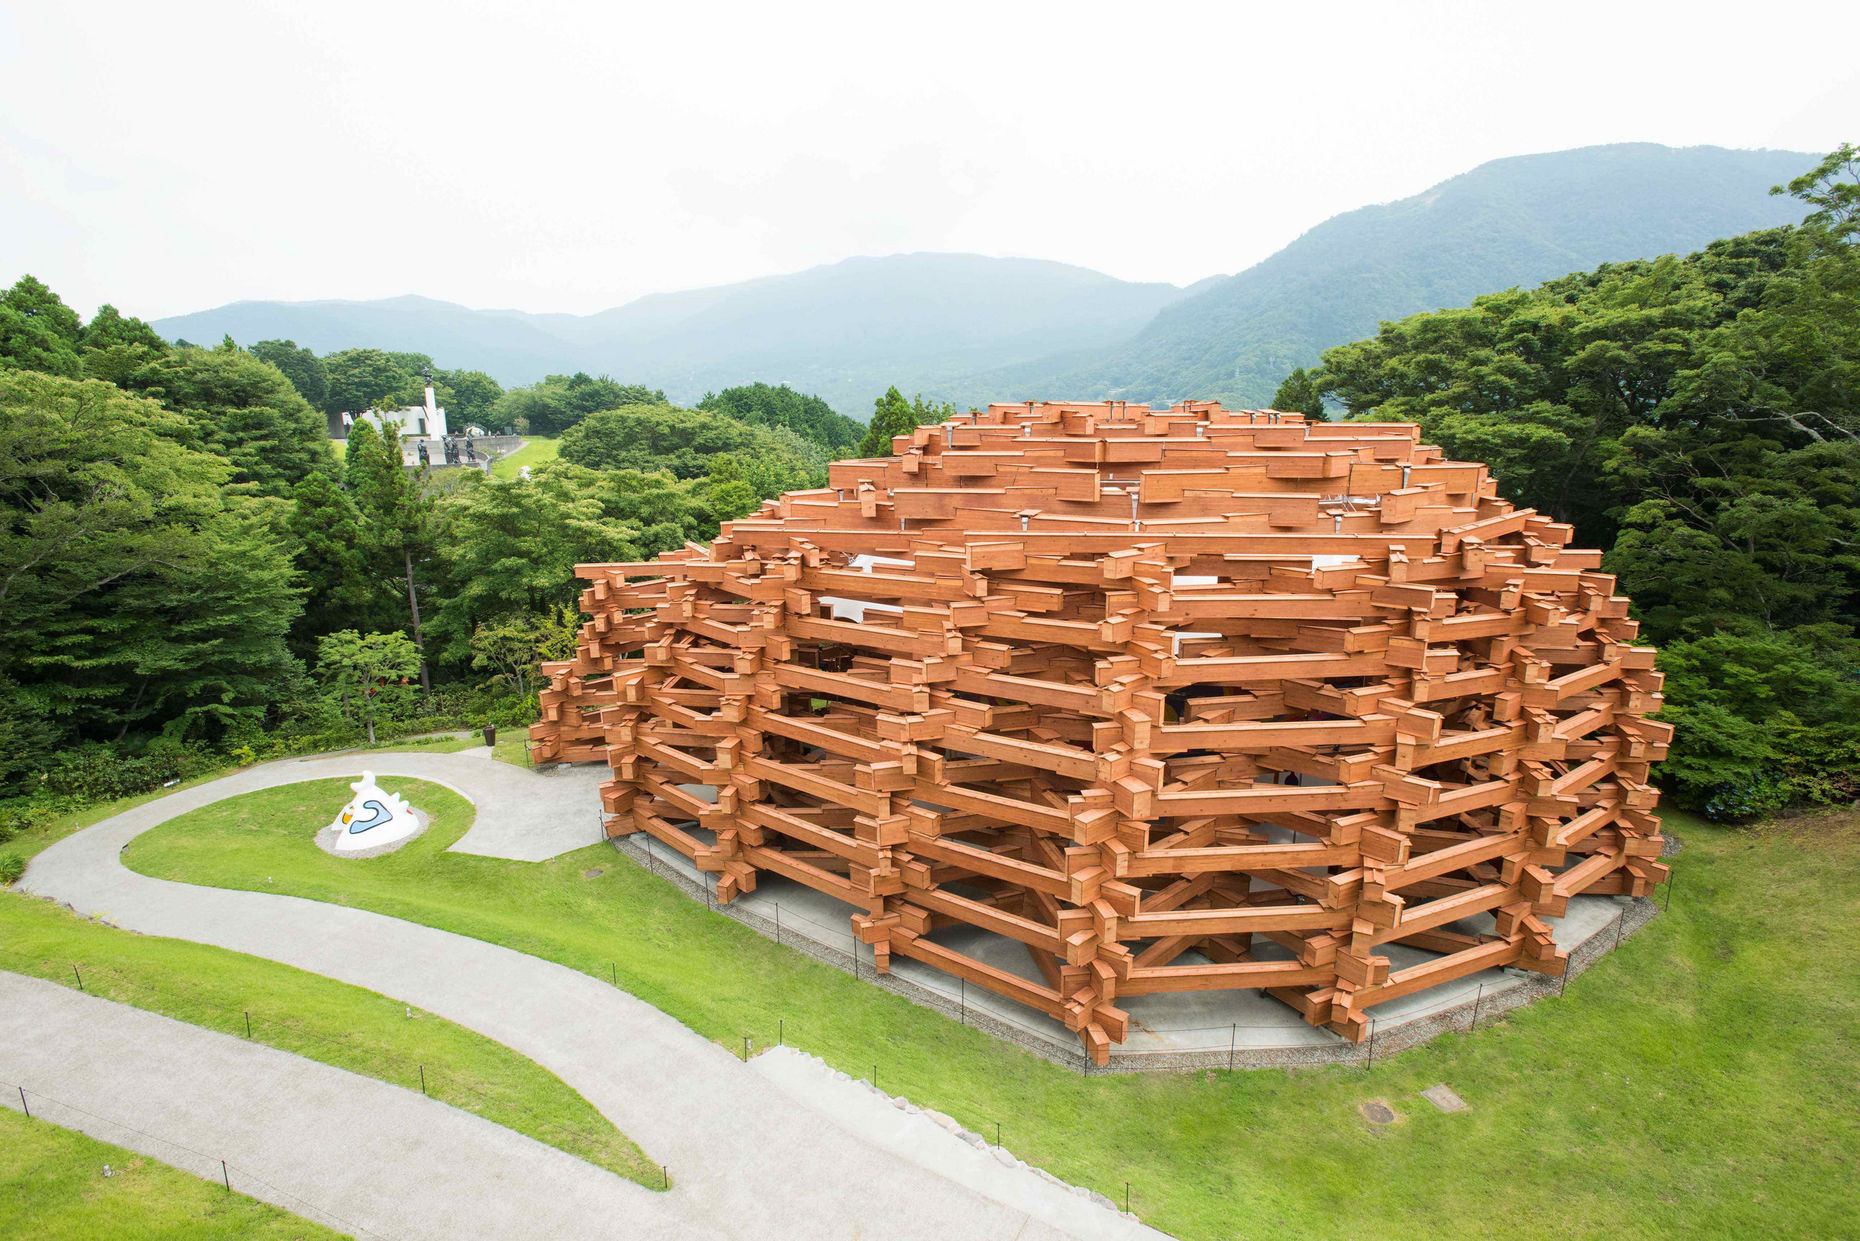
532;400;1670;1063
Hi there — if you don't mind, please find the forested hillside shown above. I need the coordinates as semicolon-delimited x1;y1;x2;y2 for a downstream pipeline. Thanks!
950;144;1812;408
1305;145;1860;817
4;145;1854;844
0;290;869;823
153;254;1188;418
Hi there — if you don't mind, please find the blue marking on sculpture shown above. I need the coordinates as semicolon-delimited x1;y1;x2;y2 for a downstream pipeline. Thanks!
347;799;393;835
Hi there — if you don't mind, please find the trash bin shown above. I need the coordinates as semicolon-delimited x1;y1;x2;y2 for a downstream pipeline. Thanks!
483;725;497;747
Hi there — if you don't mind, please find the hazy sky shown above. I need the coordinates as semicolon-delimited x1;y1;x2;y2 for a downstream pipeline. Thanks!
3;1;1854;320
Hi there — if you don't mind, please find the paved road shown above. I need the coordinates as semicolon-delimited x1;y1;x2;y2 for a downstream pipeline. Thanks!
18;752;1164;1241
0;973;704;1241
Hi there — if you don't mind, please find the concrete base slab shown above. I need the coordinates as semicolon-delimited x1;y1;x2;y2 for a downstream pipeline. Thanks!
1421;1084;1468;1113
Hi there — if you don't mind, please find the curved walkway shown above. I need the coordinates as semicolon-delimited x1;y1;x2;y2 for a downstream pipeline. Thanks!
16;752;1163;1241
1;972;698;1241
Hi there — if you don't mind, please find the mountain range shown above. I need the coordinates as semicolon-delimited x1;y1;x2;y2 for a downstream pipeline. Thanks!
152;143;1815;417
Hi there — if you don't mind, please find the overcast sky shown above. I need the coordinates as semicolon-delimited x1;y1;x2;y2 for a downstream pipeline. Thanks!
3;1;1854;320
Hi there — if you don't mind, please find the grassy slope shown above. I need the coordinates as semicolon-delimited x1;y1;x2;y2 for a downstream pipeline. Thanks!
4;779;656;1189
0;1106;347;1240
490;437;559;479
126;785;1860;1240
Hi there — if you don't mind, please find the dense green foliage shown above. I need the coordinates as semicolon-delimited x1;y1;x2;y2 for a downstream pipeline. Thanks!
856;386;958;457
0;279;874;811
492;372;667;435
1308;145;1860;817
323;345;425;413
969;144;1812;411
559;403;829;489
249;337;328;409
7;147;1851;826
1269;367;1326;420
698;381;866;452
0;370;301;787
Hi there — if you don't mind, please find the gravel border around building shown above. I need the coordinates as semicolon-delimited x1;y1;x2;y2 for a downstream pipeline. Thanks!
612;831;1666;1075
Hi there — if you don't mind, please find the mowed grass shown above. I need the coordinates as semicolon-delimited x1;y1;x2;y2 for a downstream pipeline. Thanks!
6;780;657;1189
0;1106;346;1240
490;436;559;479
127;782;1860;1240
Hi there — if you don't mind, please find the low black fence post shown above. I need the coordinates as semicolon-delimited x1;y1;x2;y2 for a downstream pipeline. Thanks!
1614;910;1627;951
995;1120;1001;1146
244;1011;252;1039
661;1164;667;1190
959;977;966;1025
1665;867;1676;912
1124;1181;1131;1213
1365;1018;1377;1071
419;1065;427;1096
221;1160;230;1191
71;964;84;992
1228;1022;1237;1070
778;1018;783;1046
18;1085;29;1118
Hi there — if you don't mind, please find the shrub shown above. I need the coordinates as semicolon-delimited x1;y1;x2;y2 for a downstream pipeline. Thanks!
0;853;25;885
1656;629;1860;820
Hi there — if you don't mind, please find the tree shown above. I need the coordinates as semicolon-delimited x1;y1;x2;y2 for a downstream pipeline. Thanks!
0;371;302;771
315;629;419;744
1306;145;1860;816
469;607;579;703
0;275;83;377
344;418;436;695
323;348;421;415
1773;142;1860;243
698;382;865;453
250;339;329;411
286;471;386;648
428;462;638;662
558;404;828;486
856;387;955;457
81;304;166;353
79;303;171;392
490;373;668;436
1270;367;1327;420
436;369;502;427
162;345;334;496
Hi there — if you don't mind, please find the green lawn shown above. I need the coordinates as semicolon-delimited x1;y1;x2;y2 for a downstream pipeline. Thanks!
361;730;480;754
490;436;559;479
125;781;1860;1240
0;1106;346;1240
492;733;533;769
4;780;657;1189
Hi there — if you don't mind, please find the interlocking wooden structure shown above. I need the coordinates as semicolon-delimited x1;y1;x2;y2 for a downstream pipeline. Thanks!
532;401;1670;1063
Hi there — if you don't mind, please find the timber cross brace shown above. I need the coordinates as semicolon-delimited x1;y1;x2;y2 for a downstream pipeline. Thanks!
531;400;1670;1064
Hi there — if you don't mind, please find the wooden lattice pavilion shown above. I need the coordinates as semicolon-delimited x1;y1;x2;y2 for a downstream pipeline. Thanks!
530;401;1670;1063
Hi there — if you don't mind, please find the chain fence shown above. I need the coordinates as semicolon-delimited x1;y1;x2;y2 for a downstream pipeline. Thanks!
0;943;614;1164
3;1072;385;1239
